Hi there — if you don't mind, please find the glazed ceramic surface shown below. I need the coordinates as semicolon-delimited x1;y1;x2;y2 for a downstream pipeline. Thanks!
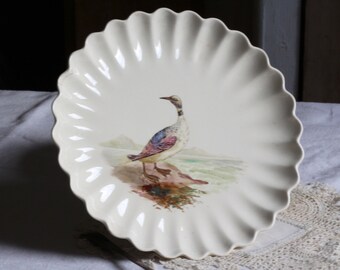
52;8;303;259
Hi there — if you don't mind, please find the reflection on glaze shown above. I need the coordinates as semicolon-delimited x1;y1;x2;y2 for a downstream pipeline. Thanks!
158;218;165;232
136;212;145;227
75;153;90;162
175;48;180;59
76;103;95;112
85;83;101;96
155;40;162;59
98;58;111;80
75;147;94;162
115;48;126;69
117;198;129;216
84;73;97;85
73;92;87;100
74;125;92;131
69;113;83;120
134;42;142;62
69;135;83;141
100;184;116;202
86;166;103;183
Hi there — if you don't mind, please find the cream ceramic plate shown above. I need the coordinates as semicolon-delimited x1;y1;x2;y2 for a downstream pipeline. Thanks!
52;8;303;259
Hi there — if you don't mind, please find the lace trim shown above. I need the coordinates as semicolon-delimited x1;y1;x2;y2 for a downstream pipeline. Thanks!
76;183;340;270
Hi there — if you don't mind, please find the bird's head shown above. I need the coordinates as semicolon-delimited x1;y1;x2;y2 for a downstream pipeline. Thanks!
160;95;182;109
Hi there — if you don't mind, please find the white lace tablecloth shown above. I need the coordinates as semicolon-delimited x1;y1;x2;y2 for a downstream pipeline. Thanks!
0;90;339;269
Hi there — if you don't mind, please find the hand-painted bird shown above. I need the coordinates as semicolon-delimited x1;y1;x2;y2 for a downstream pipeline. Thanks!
127;95;189;182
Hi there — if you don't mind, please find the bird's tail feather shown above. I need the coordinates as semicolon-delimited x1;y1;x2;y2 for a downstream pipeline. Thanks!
127;154;140;161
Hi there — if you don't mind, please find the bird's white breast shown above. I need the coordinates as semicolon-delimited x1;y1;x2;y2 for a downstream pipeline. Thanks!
175;116;189;145
163;116;189;158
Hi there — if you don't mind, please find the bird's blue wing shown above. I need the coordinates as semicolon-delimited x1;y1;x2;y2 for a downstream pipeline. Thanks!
150;129;166;145
129;128;176;161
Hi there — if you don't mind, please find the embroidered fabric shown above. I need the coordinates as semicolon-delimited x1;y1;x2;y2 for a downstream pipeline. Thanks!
76;183;340;270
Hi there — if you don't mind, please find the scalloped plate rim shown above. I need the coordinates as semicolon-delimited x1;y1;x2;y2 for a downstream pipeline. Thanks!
52;7;304;259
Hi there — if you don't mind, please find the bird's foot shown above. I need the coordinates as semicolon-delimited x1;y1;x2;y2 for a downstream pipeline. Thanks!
155;167;171;177
143;173;159;183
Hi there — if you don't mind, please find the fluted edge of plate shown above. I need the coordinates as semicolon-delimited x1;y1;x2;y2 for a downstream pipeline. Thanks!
52;7;304;259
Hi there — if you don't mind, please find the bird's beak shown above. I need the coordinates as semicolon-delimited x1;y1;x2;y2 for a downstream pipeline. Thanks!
160;96;171;101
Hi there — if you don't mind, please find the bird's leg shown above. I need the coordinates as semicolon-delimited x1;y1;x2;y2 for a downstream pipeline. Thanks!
142;163;159;183
154;163;171;177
